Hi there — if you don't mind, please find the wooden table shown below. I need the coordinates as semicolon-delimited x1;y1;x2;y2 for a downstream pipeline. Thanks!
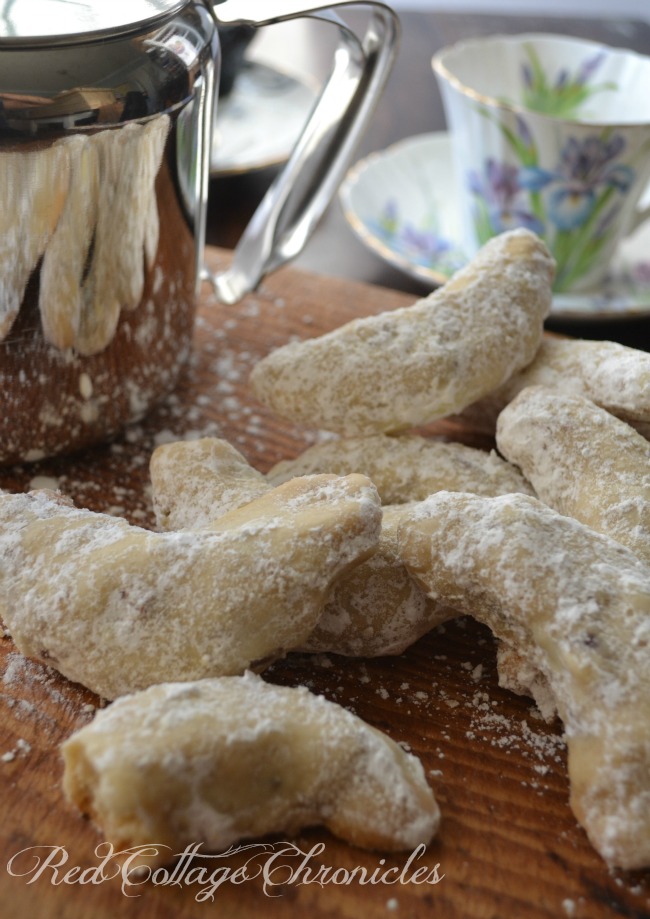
1;249;649;919
207;8;650;351
2;9;650;918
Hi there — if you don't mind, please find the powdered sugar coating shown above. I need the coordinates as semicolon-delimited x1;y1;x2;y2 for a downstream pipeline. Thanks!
147;437;453;658
497;386;650;565
304;504;457;657
457;337;650;438
150;437;268;530
250;229;554;435
397;491;650;870
0;476;381;700
62;671;440;863
268;433;534;503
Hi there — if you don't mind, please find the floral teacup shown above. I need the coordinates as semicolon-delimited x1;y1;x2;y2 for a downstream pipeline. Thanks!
432;33;650;293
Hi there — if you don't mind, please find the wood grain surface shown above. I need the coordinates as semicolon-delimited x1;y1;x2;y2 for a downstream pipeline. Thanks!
1;248;649;919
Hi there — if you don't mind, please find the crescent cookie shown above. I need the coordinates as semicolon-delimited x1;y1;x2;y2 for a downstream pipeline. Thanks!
496;386;650;565
268;433;534;504
303;504;457;656
250;228;554;435
150;437;269;531
62;672;440;865
456;337;650;438
149;437;453;657
0;476;381;699
396;491;650;870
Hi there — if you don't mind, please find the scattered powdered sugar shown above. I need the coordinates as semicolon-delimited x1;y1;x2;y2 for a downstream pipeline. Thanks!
272;616;568;794
1;737;32;763
465;691;566;764
1;645;98;752
2;649;93;713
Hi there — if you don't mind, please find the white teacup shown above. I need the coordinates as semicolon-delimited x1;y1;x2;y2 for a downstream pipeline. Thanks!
432;33;650;293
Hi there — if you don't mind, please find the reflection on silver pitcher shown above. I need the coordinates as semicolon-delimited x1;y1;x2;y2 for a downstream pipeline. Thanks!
0;0;398;464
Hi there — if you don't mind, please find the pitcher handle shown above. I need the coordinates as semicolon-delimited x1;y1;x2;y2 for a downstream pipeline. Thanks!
207;0;399;304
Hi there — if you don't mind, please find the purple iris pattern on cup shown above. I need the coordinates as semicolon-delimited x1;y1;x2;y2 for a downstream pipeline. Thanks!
519;135;634;230
467;123;636;290
374;198;464;276
521;47;616;118
468;159;544;236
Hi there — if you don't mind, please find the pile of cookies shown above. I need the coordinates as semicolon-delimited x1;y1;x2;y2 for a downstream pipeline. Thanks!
1;228;648;871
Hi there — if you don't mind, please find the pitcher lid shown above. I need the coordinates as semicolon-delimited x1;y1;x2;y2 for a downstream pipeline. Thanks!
0;0;188;44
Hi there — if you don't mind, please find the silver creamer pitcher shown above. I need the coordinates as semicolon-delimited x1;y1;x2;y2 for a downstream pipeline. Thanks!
0;0;398;463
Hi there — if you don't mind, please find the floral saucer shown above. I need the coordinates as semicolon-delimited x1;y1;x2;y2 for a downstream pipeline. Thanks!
211;61;317;177
339;132;650;321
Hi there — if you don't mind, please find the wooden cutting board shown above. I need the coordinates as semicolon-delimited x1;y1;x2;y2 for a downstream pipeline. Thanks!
1;248;648;919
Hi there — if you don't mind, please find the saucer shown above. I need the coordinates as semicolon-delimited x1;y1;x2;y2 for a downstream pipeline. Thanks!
211;61;317;177
340;131;650;321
